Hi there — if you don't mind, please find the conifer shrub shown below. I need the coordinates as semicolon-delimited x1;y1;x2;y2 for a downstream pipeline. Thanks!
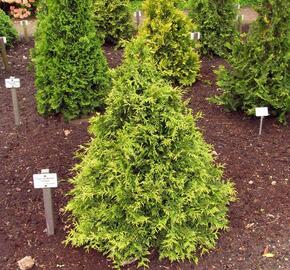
94;0;133;45
137;0;200;86
189;0;238;57
33;0;110;120
0;9;18;46
211;0;290;123
65;38;236;269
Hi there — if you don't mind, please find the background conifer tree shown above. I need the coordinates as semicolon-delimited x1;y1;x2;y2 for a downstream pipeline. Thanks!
94;0;133;45
0;9;18;46
212;0;290;122
65;38;235;269
33;0;110;120
137;0;200;86
189;0;238;57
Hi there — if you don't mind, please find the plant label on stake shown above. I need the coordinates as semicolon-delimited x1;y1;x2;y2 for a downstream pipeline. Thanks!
33;169;58;236
190;32;201;41
255;107;269;136
20;20;29;41
134;11;142;28
0;36;7;44
5;76;21;126
0;36;9;70
236;14;244;32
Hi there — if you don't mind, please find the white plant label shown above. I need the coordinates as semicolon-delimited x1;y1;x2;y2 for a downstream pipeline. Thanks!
5;77;21;88
33;173;58;189
0;36;7;44
134;11;141;17
20;20;29;26
236;14;244;21
190;32;201;40
255;107;269;117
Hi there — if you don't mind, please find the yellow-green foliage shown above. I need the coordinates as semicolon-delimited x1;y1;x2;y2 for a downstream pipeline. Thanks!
137;0;200;86
65;38;235;269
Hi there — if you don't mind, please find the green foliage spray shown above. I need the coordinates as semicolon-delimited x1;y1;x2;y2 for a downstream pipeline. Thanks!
189;0;239;57
212;0;290;122
0;9;18;46
94;0;133;45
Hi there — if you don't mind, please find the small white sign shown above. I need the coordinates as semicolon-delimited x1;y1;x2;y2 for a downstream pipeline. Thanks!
236;14;244;21
255;107;269;117
0;36;7;44
33;173;58;189
134;11;141;17
190;32;201;40
5;77;21;88
20;20;29;26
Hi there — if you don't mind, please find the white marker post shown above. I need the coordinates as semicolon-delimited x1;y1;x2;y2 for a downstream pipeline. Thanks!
134;11;142;28
190;32;201;41
5;77;21;126
0;37;9;70
20;20;29;42
255;107;269;136
33;169;58;236
236;14;244;32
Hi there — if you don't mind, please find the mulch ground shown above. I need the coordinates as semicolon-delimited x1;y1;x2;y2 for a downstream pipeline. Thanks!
0;40;289;270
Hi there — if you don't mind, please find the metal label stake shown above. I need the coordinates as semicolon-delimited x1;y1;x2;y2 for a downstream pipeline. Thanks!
255;107;269;136
190;32;201;41
5;76;21;126
0;37;9;70
134;11;142;28
20;20;29;42
33;169;58;236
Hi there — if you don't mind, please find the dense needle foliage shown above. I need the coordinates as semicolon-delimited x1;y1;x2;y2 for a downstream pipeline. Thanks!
94;0;133;45
33;0;110;120
212;0;290;122
189;0;238;57
65;39;235;269
0;9;18;46
137;0;200;86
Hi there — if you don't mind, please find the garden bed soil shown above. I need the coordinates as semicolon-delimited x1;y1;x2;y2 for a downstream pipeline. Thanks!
0;41;289;270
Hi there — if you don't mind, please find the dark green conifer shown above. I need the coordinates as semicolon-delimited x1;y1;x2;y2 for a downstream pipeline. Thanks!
212;0;290;122
0;9;18;46
94;0;133;45
189;0;238;57
33;0;110;120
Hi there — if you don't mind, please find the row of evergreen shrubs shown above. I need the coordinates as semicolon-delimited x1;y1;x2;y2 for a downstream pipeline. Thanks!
32;0;237;268
0;8;18;46
21;0;290;267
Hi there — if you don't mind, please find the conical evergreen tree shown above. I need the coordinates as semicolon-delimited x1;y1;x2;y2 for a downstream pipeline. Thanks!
65;38;235;269
212;0;290;122
33;0;110;120
94;0;133;45
0;9;18;46
189;0;238;57
137;0;200;86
